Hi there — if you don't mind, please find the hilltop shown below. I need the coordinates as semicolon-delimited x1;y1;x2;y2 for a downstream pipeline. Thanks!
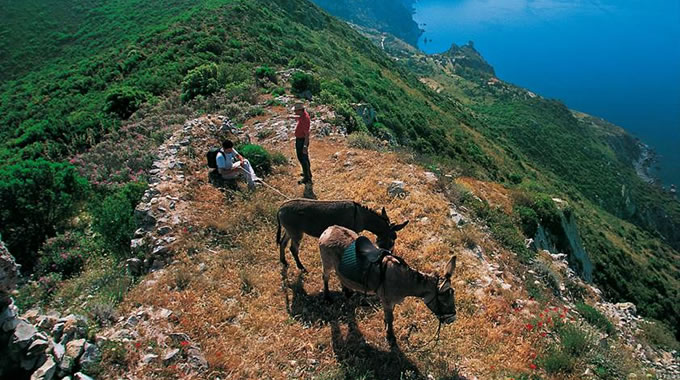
0;0;679;378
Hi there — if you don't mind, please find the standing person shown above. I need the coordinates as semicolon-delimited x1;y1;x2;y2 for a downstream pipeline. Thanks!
216;140;260;190
292;103;312;184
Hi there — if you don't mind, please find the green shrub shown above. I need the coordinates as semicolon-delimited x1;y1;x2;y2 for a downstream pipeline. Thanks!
515;205;539;237
348;131;381;151
290;71;320;97
0;159;90;269
105;86;151;119
255;65;277;84
558;323;591;357
14;272;62;310
639;320;680;351
238;144;272;174
271;152;289;166
540;348;573;374
576;302;615;334
533;261;561;296
36;231;94;279
270;86;286;96
91;182;147;258
181;63;220;102
289;56;313;70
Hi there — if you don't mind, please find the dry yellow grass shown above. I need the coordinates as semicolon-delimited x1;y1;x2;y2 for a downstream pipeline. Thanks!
104;106;644;380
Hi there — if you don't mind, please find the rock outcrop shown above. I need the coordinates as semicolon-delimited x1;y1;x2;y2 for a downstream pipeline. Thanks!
0;238;19;308
0;241;99;379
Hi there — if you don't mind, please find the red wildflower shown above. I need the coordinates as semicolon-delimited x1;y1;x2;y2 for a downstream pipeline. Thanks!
537;321;543;327
526;323;534;331
540;332;547;337
560;314;566;319
530;363;537;370
180;340;190;347
135;342;142;348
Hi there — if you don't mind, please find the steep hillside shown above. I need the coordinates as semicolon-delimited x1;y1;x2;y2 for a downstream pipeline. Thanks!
1;0;500;269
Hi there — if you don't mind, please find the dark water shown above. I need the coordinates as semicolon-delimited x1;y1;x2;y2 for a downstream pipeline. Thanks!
414;0;680;186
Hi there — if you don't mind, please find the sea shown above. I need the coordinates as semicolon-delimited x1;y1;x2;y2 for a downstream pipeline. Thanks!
413;0;680;187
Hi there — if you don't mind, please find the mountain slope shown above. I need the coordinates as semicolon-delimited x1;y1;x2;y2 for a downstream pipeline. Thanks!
0;0;678;378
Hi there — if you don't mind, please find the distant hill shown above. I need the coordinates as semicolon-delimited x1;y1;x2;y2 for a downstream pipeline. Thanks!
310;0;422;46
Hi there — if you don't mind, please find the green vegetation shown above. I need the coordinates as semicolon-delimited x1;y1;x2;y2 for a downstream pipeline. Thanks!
347;131;381;150
238;144;273;175
291;71;321;97
558;323;591;357
91;181;147;258
576;302;615;334
638;320;680;352
0;160;89;269
541;348;573;374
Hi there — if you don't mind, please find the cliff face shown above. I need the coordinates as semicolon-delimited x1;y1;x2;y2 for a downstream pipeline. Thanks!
311;0;422;46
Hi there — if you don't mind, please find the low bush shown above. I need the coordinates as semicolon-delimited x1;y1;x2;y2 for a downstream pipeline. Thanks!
558;323;591;356
14;272;62;310
36;231;95;279
290;71;320;98
576;302;615;334
271;152;288;166
270;86;286;96
238;144;272;174
105;86;151;119
347;131;380;150
255;65;277;84
0;159;90;270
540;348;573;374
181;63;220;102
91;181;147;258
639;320;680;351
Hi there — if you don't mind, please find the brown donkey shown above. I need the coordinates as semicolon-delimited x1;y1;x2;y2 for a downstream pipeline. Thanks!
276;199;408;272
319;225;456;345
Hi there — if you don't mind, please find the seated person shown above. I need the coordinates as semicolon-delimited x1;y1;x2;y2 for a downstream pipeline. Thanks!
216;140;261;190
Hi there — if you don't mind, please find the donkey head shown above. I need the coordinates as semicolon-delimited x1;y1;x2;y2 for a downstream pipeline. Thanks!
425;255;457;324
375;207;409;251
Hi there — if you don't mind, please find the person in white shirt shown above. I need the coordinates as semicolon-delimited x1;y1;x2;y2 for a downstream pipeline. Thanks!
216;140;260;190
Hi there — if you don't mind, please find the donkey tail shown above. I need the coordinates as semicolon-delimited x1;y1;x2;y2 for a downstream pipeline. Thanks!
276;210;282;245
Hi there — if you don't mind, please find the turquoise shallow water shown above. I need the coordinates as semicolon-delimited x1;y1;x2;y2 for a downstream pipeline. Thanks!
413;0;680;186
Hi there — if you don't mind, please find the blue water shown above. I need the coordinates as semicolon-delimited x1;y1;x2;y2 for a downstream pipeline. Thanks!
413;0;680;187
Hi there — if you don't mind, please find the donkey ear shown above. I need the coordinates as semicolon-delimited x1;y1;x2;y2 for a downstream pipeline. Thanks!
381;207;388;219
444;255;457;280
391;220;409;232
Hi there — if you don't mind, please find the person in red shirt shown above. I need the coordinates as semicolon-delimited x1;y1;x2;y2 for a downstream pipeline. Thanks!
291;103;312;184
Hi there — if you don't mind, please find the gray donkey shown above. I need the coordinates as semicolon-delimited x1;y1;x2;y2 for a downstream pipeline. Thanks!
319;225;456;345
276;199;409;272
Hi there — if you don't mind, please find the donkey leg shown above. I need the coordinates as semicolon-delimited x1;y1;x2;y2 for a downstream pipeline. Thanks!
289;232;307;272
342;286;354;299
383;303;397;346
279;233;290;267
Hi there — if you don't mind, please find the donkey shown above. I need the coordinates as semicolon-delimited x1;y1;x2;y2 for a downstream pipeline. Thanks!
276;199;409;272
319;225;456;345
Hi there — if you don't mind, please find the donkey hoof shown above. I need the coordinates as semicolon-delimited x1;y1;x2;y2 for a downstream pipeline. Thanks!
280;260;289;268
